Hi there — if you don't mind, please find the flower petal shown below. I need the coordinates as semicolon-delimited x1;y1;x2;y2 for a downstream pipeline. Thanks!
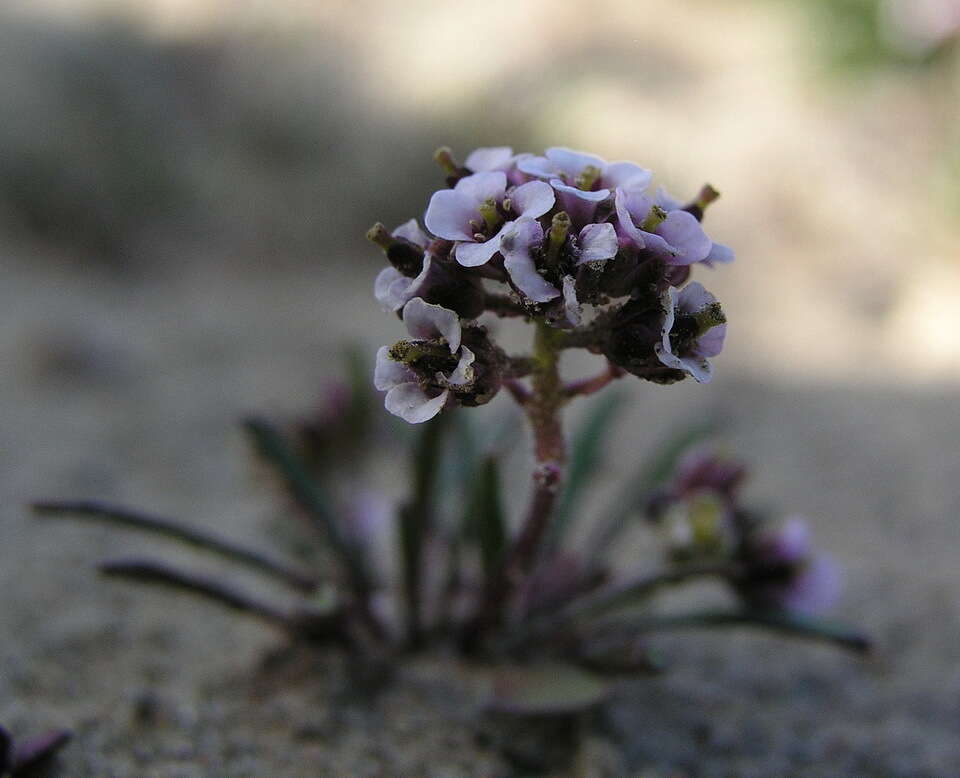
402;297;461;352
385;384;449;424
374;267;407;311
501;219;561;303
657;210;712;265
577;222;619;264
516;155;556;180
425;189;477;241
703;241;735;267
676;281;716;314
696;323;726;358
603;161;652;192
561;275;582;326
509;180;555;219
454;171;507;206
551;180;610;227
391;218;430;249
374;346;417;391
465;146;514;172
445;345;475;387
614;188;648;248
545;147;606;179
454;223;510;267
782;553;841;615
653;185;682;211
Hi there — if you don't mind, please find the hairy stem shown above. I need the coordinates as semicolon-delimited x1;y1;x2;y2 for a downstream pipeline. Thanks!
460;321;567;649
509;320;566;575
561;361;626;400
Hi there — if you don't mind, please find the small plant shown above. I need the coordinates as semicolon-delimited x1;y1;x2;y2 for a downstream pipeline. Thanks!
36;146;869;771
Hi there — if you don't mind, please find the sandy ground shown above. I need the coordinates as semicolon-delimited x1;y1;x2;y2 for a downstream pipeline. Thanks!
2;253;959;776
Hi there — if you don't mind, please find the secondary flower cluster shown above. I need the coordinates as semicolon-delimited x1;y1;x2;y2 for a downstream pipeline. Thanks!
370;146;733;423
649;445;841;616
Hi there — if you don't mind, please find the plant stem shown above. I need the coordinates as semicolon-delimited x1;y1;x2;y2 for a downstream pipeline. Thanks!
460;320;567;649
509;320;566;575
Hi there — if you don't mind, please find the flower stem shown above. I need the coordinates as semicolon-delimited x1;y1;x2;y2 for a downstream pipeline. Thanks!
460;321;567;649
509;320;566;575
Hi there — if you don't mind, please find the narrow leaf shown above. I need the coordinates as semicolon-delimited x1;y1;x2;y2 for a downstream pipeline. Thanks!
616;608;871;654
243;417;371;599
400;412;451;647
468;457;507;584
32;499;318;592
585;418;719;560
546;390;628;551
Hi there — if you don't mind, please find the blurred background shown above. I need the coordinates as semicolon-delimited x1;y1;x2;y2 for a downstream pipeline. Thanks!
1;0;959;775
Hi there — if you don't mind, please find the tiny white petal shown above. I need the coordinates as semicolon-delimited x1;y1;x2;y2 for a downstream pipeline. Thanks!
444;345;475;387
561;275;582;326
516;155;556;180
545;147;606;178
385;384;449;424
577;222;619;263
374;346;417;391
425;189;476;241
704;242;735;266
465;146;513;172
509;180;555;219
603;161;652;192
402;297;461;352
454;171;507;206
677;282;716;314
391;218;430;248
614;188;647;249
653;185;682;211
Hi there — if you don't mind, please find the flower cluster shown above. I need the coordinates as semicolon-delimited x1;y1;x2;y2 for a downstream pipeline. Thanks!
370;146;733;423
649;445;841;616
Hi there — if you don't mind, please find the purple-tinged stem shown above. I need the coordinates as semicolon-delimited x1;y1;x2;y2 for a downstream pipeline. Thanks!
503;378;532;405
507;320;566;576
561;361;626;400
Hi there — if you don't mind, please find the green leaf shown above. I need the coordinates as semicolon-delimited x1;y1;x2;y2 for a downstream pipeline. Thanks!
399;412;451;646
614;608;871;654
243;416;370;598
487;663;613;715
545;390;628;552
467;456;507;584
585;418;719;561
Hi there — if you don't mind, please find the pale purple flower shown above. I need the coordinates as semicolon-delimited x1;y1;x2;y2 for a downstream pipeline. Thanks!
670;444;746;503
464;146;532;184
653;186;735;268
500;218;560;303
550;180;611;228
374;298;475;424
615;189;712;265
655;282;727;383
517;147;652;229
577;222;620;263
743;516;842;616
498;218;619;308
518;147;652;193
373;219;433;311
424;172;554;268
